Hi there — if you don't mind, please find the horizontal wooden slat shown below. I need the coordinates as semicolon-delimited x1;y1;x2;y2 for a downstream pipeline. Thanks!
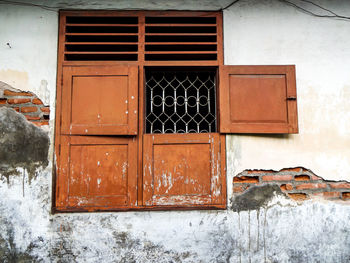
145;33;217;36
65;42;138;45
66;33;138;36
66;23;138;27
144;51;217;54
65;51;138;54
145;23;217;27
145;42;217;45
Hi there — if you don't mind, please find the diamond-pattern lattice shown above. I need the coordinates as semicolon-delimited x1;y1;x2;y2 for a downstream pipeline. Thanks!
145;70;217;134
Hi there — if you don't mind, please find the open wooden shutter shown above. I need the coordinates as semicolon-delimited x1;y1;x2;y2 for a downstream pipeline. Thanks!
219;65;298;134
61;65;138;135
143;133;225;207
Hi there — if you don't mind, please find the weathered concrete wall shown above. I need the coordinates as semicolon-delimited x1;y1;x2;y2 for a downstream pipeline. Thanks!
1;0;350;262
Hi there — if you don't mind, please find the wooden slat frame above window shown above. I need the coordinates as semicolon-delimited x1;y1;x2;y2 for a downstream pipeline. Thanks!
59;11;223;66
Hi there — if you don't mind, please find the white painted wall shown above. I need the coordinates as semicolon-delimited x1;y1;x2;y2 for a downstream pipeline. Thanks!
224;0;350;184
1;0;349;183
1;1;350;262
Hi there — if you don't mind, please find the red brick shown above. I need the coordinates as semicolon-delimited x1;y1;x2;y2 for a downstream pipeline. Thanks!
233;185;245;193
323;192;341;198
310;175;321;180
329;182;350;189
4;89;32;96
32;98;43;105
247;170;273;174
295;175;310;181
21;107;37;113
233;176;259;184
280;184;293;191
262;175;293;181
280;167;302;173
295;183;327;190
40;107;50;113
13;107;19;112
0;98;6;104
32;121;49;126
342;192;350;200
7;98;31;104
288;193;308;201
25;115;41;120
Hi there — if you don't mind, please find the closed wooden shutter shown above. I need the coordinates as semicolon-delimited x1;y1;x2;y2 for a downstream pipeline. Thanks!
61;65;138;135
143;133;226;207
219;65;298;134
56;136;137;210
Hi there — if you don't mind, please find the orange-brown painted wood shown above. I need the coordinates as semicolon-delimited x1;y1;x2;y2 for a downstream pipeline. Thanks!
56;136;137;210
61;65;138;135
143;133;225;206
219;65;298;134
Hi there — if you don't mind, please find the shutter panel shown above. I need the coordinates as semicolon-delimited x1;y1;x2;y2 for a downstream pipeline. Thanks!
56;136;137;210
143;133;225;207
219;65;298;134
61;65;138;135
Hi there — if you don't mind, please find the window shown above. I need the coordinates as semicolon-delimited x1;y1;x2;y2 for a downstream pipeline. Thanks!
54;11;297;212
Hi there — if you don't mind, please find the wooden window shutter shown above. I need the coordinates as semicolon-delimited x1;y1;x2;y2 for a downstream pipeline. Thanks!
56;136;137;210
143;133;226;207
61;65;138;135
219;65;298;134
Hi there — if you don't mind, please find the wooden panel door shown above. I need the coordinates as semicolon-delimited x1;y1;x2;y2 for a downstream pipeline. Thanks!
143;133;225;207
219;65;298;133
56;136;137;211
61;65;138;135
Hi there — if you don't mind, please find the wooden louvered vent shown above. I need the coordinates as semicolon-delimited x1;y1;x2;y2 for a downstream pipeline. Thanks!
61;12;220;62
64;16;139;61
144;16;218;61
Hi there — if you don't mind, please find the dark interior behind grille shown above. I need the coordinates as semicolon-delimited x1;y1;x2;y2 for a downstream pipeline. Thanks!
145;68;217;134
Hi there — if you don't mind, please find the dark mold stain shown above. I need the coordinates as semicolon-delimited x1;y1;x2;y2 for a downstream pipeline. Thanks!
0;218;44;263
0;107;49;183
231;184;284;212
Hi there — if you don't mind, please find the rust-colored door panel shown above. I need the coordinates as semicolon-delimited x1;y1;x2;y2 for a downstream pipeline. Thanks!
56;136;137;211
61;65;138;135
143;133;225;207
219;65;298;134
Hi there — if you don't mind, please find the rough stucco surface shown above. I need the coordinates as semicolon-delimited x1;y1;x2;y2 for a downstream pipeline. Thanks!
1;0;350;262
1;175;350;262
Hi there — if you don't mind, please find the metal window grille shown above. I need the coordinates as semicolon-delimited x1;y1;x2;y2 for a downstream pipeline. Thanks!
145;69;217;134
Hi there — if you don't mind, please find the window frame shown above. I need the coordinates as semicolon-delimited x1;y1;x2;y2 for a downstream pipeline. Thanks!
54;10;226;212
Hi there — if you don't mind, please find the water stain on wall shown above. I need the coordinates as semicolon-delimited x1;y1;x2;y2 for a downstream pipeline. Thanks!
0;107;49;182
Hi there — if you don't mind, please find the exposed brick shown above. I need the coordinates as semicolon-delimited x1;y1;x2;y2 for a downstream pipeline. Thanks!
32;98;43;105
310;175;321;180
288;193;308;201
262;175;293;181
233;176;259;184
4;89;32;96
40;107;50;113
25;115;41;120
233;185;245;193
295;175;310;181
21;106;37;113
31;121;49;126
247;170;273;174
7;98;31;104
280;184;293;191
0;98;6;104
342;192;350;200
280;167;302;173
13;107;20;112
295;183;327;190
323;192;341;198
329;182;350;189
